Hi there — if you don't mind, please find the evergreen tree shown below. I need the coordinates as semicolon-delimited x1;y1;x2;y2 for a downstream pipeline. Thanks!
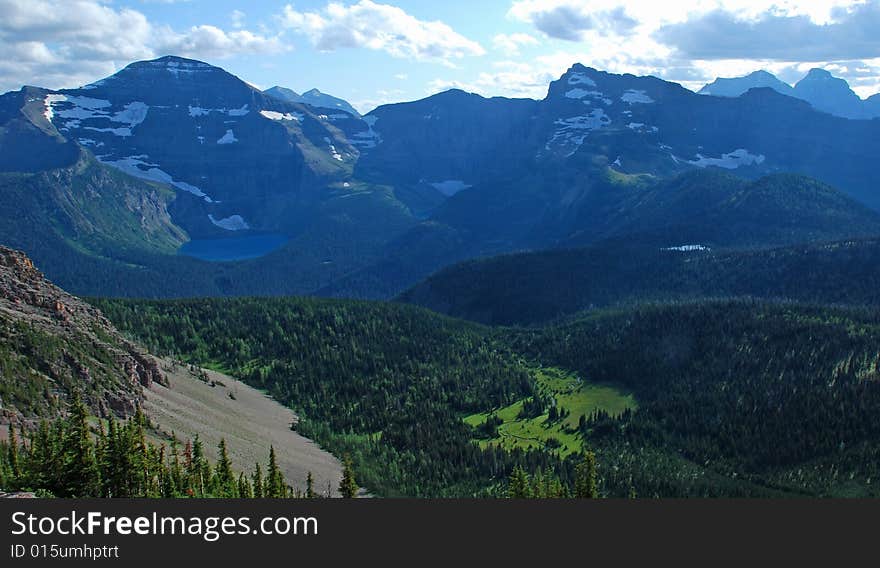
7;427;20;483
0;404;311;499
238;473;252;498
265;446;285;498
63;393;101;497
508;465;531;498
252;463;264;498
214;439;235;497
339;455;358;498
574;451;598;499
189;435;207;497
306;471;315;498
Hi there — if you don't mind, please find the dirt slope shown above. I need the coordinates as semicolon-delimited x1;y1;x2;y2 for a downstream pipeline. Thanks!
143;360;343;496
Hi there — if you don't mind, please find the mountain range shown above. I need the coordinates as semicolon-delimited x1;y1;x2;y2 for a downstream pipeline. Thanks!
4;56;880;301
264;86;361;117
8;54;880;500
700;68;880;120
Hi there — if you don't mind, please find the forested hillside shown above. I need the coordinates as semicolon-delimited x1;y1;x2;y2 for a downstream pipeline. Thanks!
96;296;880;498
508;301;880;497
94;297;567;496
400;239;880;326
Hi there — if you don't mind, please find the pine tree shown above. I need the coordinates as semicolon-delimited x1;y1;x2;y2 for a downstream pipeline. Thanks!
266;446;285;498
574;451;598;498
168;436;182;496
63;393;101;497
188;435;207;497
7;427;20;483
214;439;235;497
338;455;358;498
306;471;315;498
238;473;252;498
252;463;264;498
508;465;531;498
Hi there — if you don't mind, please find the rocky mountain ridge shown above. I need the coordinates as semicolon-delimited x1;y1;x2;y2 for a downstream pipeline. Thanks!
0;246;163;425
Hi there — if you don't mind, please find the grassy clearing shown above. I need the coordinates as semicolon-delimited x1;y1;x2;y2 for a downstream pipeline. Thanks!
464;367;636;457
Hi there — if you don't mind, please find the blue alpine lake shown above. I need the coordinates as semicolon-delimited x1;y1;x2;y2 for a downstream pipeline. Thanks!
178;234;289;262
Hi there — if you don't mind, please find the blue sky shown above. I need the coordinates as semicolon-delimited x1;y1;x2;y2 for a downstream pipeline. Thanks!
3;0;880;113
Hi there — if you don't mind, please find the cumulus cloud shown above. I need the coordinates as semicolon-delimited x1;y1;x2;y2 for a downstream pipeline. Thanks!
158;25;286;59
492;33;539;56
508;0;638;41
496;0;880;98
430;60;563;100
0;0;287;93
279;1;485;64
657;2;880;61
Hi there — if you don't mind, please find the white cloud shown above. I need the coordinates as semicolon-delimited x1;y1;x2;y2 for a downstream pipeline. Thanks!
501;0;880;97
280;1;485;64
657;2;880;61
352;88;407;114
492;33;539;56
158;25;286;59
231;10;246;29
0;0;287;93
429;60;559;99
508;0;638;41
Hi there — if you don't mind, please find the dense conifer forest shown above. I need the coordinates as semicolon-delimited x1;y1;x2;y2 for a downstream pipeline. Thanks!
91;296;880;498
0;394;320;498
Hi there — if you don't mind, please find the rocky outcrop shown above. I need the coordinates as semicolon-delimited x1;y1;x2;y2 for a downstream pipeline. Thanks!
0;246;164;423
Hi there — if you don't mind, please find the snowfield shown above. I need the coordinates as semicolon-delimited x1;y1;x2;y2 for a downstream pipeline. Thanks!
688;149;766;169
98;155;214;202
621;90;655;104
217;129;238;144
209;214;250;231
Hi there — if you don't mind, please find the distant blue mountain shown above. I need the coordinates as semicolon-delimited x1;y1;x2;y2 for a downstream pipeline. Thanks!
700;68;879;120
265;86;360;117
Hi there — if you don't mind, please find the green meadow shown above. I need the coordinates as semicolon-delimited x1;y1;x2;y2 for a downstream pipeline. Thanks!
464;367;637;458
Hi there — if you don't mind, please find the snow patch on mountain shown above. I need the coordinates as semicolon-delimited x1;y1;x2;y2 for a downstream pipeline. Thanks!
188;106;210;117
568;73;597;87
43;96;148;135
49;96;112;124
664;245;710;252
98;155;213;202
260;110;302;122
159;59;215;78
621;90;654;104
209;214;250;231
627;122;659;133
324;137;343;161
430;180;472;196
43;94;67;122
351;115;382;149
189;105;250;118
84;126;131;137
217;130;238;144
547;109;611;156
565;89;592;99
111;102;149;127
688;149;765;169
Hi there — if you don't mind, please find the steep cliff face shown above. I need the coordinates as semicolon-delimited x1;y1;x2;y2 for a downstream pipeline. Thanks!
0;246;163;425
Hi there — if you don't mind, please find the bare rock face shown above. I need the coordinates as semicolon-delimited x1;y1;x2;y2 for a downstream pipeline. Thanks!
0;246;164;423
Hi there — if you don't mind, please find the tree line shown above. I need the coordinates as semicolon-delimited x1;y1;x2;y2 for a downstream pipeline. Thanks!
0;394;358;498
